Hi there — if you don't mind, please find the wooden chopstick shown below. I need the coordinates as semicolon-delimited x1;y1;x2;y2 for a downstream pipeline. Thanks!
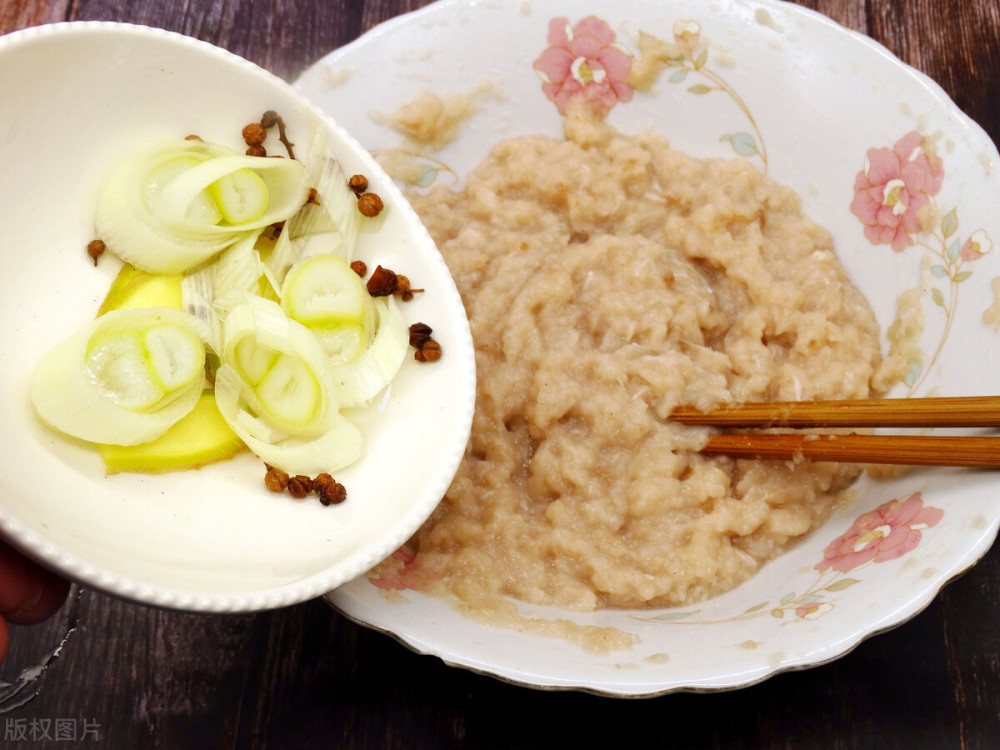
670;396;1000;428
672;396;1000;467
699;433;1000;467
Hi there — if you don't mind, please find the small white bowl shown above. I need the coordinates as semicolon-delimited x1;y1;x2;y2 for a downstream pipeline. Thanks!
0;22;475;612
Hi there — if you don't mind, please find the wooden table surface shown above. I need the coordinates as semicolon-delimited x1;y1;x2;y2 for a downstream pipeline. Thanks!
2;1;999;748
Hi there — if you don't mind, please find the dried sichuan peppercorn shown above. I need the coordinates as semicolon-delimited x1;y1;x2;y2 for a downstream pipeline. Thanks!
357;192;383;218
287;475;314;498
260;110;279;129
313;473;335;494
348;174;368;196
408;322;433;349
321;482;347;505
87;239;106;266
242;122;267;146
314;473;347;506
264;465;290;493
366;265;398;296
257;110;294;158
414;339;442;362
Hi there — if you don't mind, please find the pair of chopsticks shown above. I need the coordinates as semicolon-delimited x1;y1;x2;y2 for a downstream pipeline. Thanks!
670;396;1000;467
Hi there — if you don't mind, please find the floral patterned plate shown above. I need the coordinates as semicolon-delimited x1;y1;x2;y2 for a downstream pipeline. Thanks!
296;0;1000;695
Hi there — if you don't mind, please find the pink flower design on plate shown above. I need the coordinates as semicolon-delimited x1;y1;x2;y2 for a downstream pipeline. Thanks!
961;229;993;261
851;131;945;252
533;16;633;116
673;19;701;53
816;492;944;574
796;602;835;620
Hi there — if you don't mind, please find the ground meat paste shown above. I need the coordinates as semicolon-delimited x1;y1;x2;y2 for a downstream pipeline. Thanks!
389;112;884;611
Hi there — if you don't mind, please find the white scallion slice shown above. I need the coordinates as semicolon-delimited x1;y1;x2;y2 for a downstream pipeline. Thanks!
331;296;410;408
233;336;278;385
263;121;361;285
30;308;209;445
143;323;207;391
218;293;336;438
280;254;375;362
96;140;309;274
207;168;269;225
214;365;362;476
146;156;222;225
181;230;268;354
155;154;303;230
213;292;366;474
288;121;360;245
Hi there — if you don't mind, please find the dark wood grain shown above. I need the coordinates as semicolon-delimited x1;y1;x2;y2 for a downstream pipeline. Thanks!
0;0;68;31
2;1;1000;748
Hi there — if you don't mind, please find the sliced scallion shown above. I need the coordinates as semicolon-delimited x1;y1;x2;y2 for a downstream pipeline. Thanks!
30;308;210;445
280;254;375;362
96;140;308;274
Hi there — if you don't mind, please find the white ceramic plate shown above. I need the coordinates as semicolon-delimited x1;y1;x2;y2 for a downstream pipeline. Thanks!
300;0;1000;695
0;22;475;612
